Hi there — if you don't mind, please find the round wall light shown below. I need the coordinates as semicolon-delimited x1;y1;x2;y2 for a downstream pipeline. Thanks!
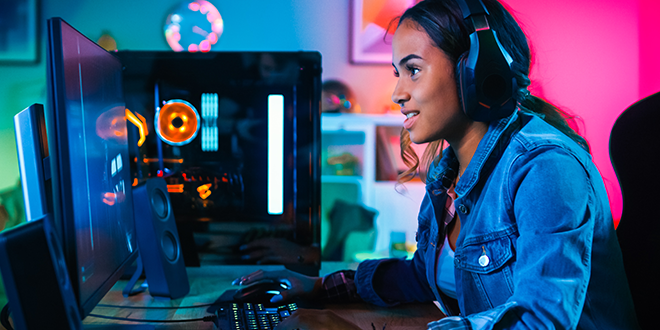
164;1;224;52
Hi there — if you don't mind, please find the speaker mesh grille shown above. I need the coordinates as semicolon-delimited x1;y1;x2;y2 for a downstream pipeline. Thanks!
161;230;179;262
150;189;169;220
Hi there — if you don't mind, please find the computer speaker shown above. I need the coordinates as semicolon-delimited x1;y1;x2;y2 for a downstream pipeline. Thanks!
0;216;83;330
133;177;190;299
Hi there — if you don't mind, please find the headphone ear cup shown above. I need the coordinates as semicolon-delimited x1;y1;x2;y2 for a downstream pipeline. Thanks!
455;52;473;118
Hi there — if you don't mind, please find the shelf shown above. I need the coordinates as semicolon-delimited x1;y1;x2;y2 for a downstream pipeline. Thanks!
321;112;404;131
321;175;363;184
320;113;425;257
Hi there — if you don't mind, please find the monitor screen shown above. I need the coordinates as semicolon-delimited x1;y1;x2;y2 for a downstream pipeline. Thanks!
116;51;321;269
46;17;138;316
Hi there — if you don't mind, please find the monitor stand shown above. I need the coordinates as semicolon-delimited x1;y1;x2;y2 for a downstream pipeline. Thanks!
122;255;147;297
85;258;153;329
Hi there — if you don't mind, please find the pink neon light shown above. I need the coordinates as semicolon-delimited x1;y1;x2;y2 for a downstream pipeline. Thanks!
188;44;199;52
189;2;200;11
207;32;218;43
212;20;224;34
200;40;211;52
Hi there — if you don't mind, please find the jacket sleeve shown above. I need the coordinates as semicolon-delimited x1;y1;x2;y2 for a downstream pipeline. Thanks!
433;147;596;329
354;192;438;307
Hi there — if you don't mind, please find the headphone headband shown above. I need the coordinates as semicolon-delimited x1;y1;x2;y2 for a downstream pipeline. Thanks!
457;0;488;19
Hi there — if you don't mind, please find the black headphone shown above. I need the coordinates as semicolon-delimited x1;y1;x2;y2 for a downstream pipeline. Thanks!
456;0;518;122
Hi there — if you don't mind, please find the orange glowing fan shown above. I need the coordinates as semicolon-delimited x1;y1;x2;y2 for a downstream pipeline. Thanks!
155;99;200;146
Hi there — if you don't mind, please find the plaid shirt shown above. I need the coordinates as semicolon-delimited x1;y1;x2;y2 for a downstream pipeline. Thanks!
319;270;361;302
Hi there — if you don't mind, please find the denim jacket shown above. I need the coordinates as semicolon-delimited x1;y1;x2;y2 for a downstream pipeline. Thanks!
354;111;639;329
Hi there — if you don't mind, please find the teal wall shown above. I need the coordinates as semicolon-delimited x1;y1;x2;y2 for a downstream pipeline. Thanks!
0;0;396;192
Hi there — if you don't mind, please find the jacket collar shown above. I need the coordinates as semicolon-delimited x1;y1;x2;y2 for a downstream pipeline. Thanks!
427;111;521;197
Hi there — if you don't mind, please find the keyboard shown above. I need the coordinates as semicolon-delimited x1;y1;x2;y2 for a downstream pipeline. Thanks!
215;302;298;330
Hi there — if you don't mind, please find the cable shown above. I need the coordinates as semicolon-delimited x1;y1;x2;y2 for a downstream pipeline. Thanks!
1;302;216;327
1;304;13;330
95;303;214;309
87;313;217;324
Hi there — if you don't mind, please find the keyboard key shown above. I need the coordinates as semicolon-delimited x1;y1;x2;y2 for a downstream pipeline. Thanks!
218;302;298;329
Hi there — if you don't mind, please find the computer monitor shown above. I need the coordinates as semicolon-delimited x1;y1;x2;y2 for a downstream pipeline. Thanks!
116;51;321;272
14;103;51;223
43;17;138;317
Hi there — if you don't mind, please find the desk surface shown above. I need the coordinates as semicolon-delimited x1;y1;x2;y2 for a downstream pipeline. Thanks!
82;263;445;329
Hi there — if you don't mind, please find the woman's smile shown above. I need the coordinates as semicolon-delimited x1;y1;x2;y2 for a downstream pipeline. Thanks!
402;110;420;129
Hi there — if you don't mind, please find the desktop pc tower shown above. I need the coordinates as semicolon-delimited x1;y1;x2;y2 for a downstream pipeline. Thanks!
117;50;322;275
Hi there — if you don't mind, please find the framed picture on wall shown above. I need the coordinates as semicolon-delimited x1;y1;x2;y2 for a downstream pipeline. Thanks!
350;0;417;64
0;0;38;63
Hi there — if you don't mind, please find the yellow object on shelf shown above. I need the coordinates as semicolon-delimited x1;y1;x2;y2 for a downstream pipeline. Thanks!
327;152;359;176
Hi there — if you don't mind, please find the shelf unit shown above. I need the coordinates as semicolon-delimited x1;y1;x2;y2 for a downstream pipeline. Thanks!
321;113;426;254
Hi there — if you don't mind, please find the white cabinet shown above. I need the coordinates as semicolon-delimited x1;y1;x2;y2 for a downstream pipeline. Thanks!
321;113;426;255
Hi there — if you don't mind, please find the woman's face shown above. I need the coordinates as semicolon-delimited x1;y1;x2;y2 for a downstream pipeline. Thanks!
392;20;468;145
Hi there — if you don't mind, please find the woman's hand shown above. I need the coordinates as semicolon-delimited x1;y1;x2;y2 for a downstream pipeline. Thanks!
232;269;322;303
276;308;362;330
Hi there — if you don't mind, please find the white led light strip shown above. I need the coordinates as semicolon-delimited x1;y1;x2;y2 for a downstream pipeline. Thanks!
268;94;284;215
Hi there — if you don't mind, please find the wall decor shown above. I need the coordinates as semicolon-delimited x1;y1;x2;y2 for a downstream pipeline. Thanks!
164;0;224;52
350;0;417;64
0;0;38;63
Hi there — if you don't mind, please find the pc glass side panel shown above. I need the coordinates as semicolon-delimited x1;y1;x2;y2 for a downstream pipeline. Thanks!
117;51;321;272
46;17;138;317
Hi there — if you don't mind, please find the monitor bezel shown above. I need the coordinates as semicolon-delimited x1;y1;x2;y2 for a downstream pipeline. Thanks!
46;17;139;317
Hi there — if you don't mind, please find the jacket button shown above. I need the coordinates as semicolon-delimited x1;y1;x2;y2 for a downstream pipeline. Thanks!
458;204;469;214
479;255;490;267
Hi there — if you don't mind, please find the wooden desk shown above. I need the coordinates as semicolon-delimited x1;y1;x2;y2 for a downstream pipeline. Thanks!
82;263;445;329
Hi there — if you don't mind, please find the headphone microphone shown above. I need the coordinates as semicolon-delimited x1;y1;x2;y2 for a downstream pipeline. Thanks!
456;0;518;122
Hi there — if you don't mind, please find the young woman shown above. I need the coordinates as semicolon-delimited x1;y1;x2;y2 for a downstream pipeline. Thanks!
234;0;639;328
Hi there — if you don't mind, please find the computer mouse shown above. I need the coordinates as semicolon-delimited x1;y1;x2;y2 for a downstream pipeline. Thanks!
233;280;289;304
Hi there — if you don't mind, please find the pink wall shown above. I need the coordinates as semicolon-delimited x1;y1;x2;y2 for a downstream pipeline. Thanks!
639;0;660;99
497;0;641;225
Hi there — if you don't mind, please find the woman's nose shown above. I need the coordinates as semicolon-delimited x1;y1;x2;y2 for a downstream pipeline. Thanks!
391;82;410;106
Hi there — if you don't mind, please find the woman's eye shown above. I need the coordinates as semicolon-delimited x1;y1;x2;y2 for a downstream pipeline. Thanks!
393;69;399;77
410;67;420;76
